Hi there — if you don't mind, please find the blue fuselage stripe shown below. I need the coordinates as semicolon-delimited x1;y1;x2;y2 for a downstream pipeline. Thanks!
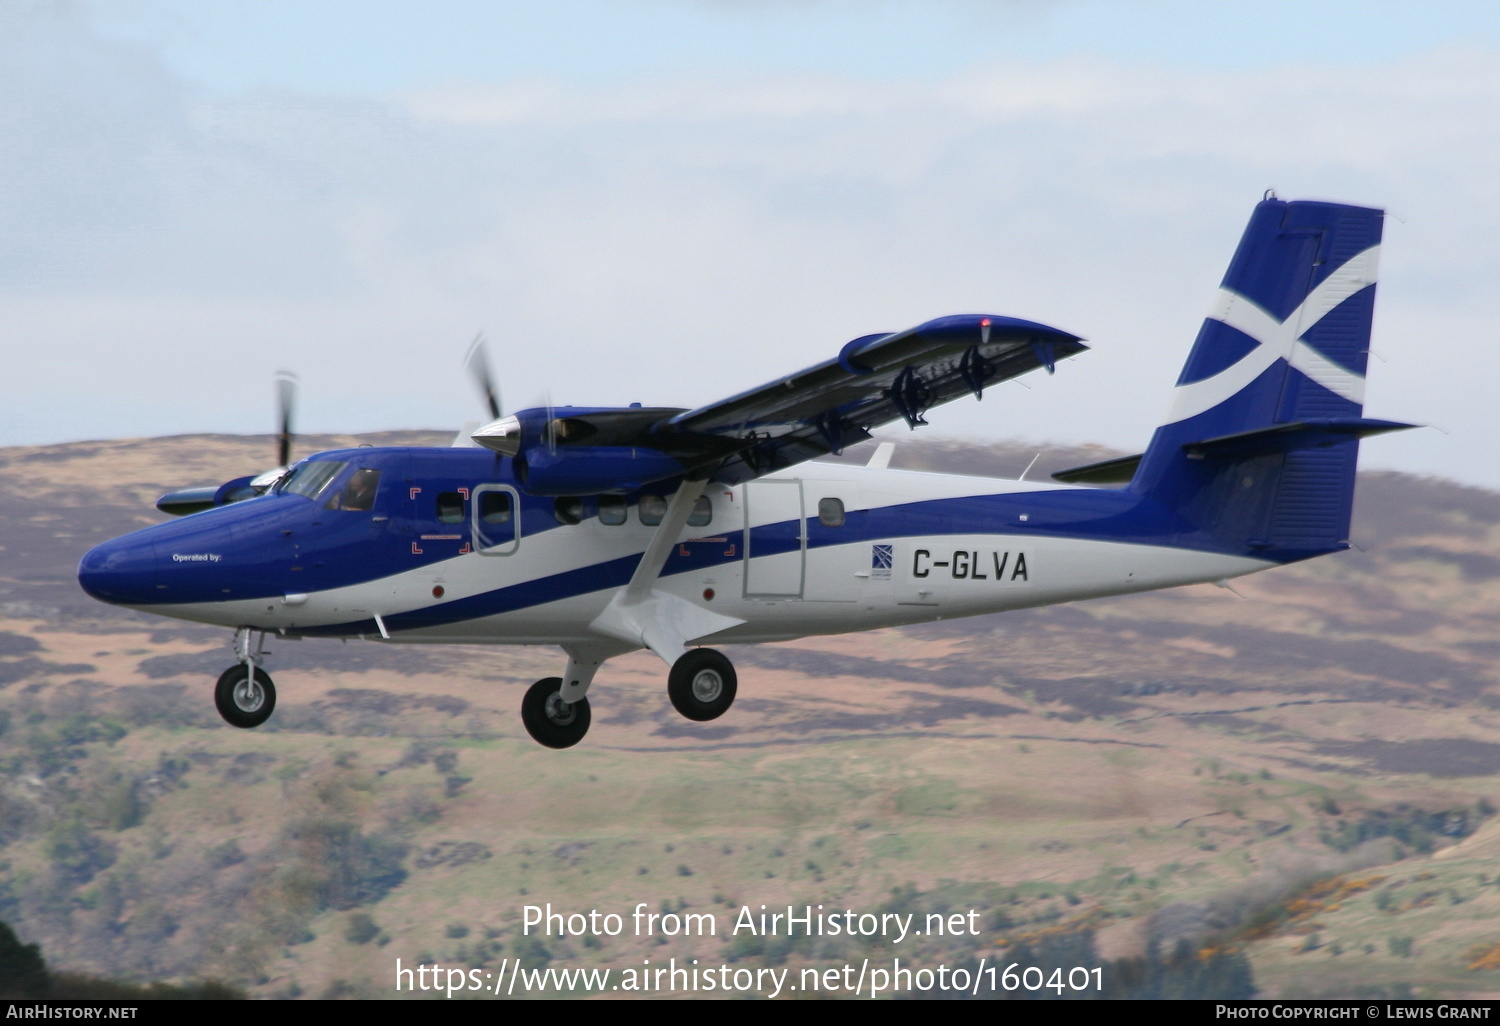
81;446;1334;635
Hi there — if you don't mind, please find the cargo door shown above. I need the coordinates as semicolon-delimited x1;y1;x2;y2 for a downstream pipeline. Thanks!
743;479;804;598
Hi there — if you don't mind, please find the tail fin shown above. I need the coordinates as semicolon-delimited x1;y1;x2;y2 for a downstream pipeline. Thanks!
1133;197;1409;561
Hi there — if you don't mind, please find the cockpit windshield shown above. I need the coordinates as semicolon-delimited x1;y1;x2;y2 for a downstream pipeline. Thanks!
278;461;347;499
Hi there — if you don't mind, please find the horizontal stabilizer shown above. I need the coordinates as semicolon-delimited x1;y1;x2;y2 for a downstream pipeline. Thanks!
1051;453;1142;485
1182;418;1417;461
1048;419;1414;486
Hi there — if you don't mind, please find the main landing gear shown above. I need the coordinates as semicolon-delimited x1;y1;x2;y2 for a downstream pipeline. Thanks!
668;648;737;722
521;677;592;749
214;628;277;729
519;647;738;749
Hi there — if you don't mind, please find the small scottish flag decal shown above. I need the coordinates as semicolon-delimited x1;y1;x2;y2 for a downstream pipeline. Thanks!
871;544;893;579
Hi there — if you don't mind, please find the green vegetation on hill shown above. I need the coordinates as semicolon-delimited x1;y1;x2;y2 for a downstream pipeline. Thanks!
0;918;242;999
2;433;1500;998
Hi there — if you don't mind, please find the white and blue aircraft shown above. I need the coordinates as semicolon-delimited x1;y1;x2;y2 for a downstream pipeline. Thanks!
79;197;1410;748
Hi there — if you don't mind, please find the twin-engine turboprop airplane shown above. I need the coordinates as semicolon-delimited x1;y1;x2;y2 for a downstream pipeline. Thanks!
79;197;1411;748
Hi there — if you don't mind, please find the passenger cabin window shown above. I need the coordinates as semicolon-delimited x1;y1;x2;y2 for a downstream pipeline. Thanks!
599;496;627;526
280;461;346;499
329;468;381;511
478;491;512;524
555;497;584;525
687;496;712;527
436;492;465;524
818;497;846;527
638;495;667;526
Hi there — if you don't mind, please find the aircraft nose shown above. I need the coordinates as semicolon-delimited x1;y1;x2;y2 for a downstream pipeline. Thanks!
78;537;160;605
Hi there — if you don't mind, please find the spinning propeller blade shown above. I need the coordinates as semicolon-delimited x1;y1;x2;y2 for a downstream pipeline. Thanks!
464;335;502;421
156;369;300;515
274;370;298;469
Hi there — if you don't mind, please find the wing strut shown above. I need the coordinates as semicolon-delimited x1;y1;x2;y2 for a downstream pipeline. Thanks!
624;476;708;602
587;475;745;668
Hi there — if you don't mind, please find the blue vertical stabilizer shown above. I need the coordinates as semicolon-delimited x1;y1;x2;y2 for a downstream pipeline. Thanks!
1131;198;1402;562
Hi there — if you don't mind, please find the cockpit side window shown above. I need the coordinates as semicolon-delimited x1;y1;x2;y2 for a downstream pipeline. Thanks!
280;461;347;499
329;468;381;511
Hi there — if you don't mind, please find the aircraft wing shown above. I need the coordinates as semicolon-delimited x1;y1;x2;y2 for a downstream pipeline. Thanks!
669;314;1085;484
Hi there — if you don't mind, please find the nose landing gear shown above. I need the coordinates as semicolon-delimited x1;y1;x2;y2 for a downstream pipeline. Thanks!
215;664;277;728
215;627;277;729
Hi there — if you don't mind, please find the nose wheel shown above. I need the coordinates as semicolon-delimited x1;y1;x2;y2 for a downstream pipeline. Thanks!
668;648;737;721
214;665;277;728
521;677;592;749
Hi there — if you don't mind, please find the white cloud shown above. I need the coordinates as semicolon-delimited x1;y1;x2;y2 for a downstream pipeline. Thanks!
1;8;1496;487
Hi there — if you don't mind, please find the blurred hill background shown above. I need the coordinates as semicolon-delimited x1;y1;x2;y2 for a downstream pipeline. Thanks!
2;432;1499;999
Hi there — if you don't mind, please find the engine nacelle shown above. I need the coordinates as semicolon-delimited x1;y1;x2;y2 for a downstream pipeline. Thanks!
515;445;686;496
156;474;265;516
469;405;726;495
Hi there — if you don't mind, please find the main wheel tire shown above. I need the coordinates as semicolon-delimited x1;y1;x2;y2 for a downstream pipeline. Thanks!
668;648;737;722
521;677;591;749
214;665;277;728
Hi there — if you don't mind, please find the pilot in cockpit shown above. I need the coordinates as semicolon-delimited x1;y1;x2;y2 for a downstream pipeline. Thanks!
331;468;381;512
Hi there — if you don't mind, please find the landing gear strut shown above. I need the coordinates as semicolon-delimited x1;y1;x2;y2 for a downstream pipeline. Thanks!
668;648;737;721
521;677;592;749
216;627;276;728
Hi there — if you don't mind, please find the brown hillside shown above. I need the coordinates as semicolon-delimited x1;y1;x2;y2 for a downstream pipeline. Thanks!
1;433;1497;999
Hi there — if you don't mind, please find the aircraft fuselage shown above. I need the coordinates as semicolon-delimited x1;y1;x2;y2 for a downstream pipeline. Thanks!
80;447;1269;647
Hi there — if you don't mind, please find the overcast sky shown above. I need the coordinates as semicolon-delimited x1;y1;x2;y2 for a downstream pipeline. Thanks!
3;1;1498;486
